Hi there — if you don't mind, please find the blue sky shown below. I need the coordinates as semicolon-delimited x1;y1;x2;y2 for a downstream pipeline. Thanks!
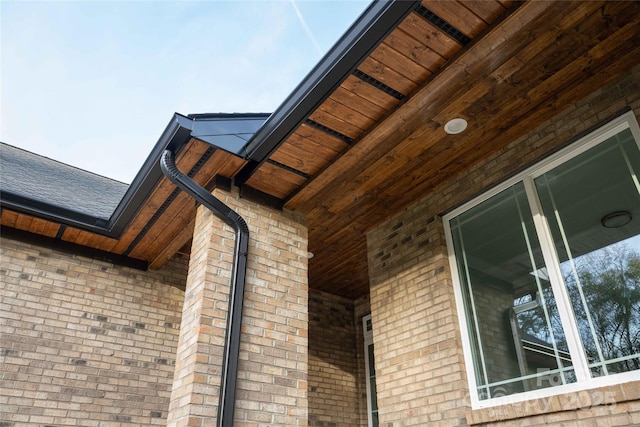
1;0;368;183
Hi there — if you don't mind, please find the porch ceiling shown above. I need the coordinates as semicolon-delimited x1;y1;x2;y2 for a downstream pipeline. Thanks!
240;0;640;298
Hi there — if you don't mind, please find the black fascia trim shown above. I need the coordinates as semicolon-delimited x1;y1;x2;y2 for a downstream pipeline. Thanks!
107;114;194;235
188;112;271;120
1;225;148;271
0;191;112;235
235;0;421;185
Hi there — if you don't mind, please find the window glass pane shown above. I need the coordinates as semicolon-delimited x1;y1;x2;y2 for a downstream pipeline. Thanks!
451;182;575;400
535;128;640;376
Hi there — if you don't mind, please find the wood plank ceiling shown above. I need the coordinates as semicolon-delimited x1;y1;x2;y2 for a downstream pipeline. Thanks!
240;0;640;298
3;0;640;300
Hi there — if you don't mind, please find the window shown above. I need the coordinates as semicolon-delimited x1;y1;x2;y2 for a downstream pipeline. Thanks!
444;112;640;408
363;315;379;427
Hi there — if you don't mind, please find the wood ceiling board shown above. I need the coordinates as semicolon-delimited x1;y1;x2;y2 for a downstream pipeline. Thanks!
307;1;630;222
127;150;239;260
110;138;211;254
296;124;351;151
423;1;488;38
383;28;446;74
464;2;640;121
308;108;366;140
308;231;370;297
357;56;419;96
245;163;308;200
460;0;508;24
62;227;119;250
126;190;197;260
285;129;347;159
378;49;640;223
399;13;462;59
148;216;196;269
385;19;640;210
270;140;336;177
340;75;402;111
1;209;19;228
211;152;248;178
368;41;431;85
327;86;389;121
316;97;377;132
286;0;542;214
314;2;614;216
2;211;61;239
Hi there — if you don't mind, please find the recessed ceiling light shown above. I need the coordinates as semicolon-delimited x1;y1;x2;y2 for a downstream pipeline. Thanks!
601;211;632;228
444;118;468;135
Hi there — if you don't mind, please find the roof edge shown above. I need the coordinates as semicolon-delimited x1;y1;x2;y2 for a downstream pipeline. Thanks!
107;113;193;235
235;0;420;184
0;114;196;238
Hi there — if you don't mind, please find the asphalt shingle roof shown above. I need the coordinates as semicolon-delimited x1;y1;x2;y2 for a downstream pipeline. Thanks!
0;142;128;220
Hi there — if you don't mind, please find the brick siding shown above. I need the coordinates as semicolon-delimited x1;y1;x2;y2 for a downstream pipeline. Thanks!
167;188;308;427
366;65;640;426
0;237;186;426
308;289;359;426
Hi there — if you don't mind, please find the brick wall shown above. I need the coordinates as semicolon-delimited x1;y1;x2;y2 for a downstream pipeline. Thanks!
308;289;359;426
167;187;309;426
0;236;187;426
366;65;640;426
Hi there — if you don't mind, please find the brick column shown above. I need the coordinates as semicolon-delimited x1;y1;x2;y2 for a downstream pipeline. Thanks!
367;213;468;426
167;188;308;426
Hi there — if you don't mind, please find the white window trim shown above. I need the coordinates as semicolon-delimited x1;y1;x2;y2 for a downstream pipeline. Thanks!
443;111;640;409
363;314;377;427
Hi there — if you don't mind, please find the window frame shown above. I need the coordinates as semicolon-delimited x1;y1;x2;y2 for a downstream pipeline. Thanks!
443;111;640;409
363;314;378;427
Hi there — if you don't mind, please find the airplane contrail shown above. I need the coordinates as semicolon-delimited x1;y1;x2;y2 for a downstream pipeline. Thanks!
289;0;323;56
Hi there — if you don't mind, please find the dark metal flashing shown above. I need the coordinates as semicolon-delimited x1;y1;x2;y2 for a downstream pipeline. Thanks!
160;150;249;427
234;0;421;185
414;5;471;46
305;119;354;144
239;186;285;211
1;225;148;271
352;69;405;101
188;112;271;120
266;159;311;179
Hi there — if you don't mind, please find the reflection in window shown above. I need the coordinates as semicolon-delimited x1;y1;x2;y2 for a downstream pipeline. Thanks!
450;183;575;399
536;128;640;377
446;115;640;402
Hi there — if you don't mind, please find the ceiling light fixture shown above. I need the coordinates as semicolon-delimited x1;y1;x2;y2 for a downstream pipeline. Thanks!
444;118;468;135
601;210;632;228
